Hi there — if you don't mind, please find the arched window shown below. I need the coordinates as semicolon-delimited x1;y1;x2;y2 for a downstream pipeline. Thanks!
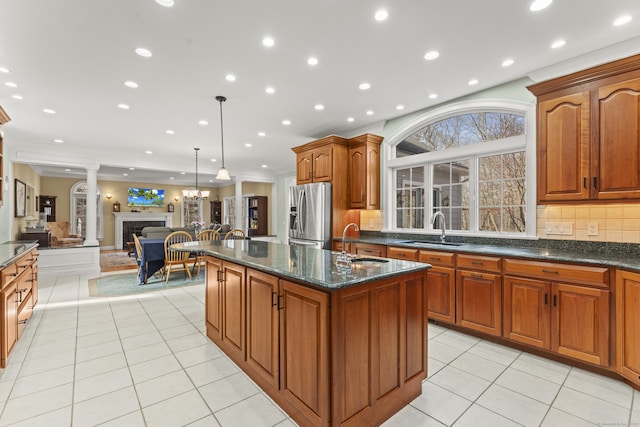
386;100;536;237
70;181;104;239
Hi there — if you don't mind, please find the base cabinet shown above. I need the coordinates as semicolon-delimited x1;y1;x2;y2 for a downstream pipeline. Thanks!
616;270;640;386
419;250;456;324
1;282;18;367
456;270;502;336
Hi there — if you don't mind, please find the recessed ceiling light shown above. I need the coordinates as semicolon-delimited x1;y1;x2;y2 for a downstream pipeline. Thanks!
43;108;56;114
65;169;71;172
118;103;130;110
170;177;175;180
551;39;566;49
166;130;175;135
245;143;252;147
261;164;267;168
374;9;388;21
265;86;275;94
123;173;128;176
468;79;479;86
614;15;632;26
366;110;374;115
262;37;275;47
424;50;440;61
124;81;138;88
314;104;324;110
529;0;552;11
347;117;355;122
282;119;291;125
359;82;371;90
145;150;153;154
502;58;514;67
198;120;208;126
0;66;9;73
135;47;152;58
4;82;17;88
180;171;186;175
12;94;23;100
307;57;319;66
225;74;236;82
129;167;135;170
54;139;64;143
429;93;438;99
396;105;405;110
208;179;214;183
258;132;266;137
155;0;174;6
210;158;217;162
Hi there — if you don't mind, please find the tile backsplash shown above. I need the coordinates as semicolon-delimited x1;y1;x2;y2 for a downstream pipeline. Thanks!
359;210;384;231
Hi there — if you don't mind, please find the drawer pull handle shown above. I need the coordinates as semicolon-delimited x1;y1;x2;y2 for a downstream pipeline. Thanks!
18;319;28;325
542;269;558;274
544;293;548;305
470;273;483;279
471;261;483;265
430;257;441;261
553;295;558;307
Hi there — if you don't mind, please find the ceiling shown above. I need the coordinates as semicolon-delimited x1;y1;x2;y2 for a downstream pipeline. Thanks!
1;0;639;186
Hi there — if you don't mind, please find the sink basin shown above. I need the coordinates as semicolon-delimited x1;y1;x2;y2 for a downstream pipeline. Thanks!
405;240;464;247
350;257;390;264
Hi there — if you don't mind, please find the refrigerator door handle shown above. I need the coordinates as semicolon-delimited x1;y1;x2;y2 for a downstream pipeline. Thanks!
298;189;305;234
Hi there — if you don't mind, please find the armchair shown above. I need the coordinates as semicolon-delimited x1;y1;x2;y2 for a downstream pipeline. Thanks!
47;221;84;247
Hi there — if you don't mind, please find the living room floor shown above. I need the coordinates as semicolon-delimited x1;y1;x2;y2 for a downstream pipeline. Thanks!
0;274;637;426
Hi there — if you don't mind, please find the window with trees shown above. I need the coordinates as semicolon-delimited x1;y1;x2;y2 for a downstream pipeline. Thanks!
388;101;534;236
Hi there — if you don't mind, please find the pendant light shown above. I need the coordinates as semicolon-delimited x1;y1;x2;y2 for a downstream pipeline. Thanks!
182;147;210;199
215;95;231;180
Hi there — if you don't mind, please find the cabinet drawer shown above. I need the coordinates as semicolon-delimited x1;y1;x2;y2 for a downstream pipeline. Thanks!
332;241;351;253
457;254;501;273
353;243;387;258
1;264;19;288
387;246;418;261
504;259;609;288
419;250;455;267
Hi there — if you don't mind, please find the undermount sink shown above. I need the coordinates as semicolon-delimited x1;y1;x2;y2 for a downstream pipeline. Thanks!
350;257;390;264
404;240;464;247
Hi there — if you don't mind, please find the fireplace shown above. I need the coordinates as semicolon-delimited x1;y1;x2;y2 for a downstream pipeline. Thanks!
113;212;174;249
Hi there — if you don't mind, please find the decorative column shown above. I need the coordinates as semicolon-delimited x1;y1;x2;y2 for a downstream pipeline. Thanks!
84;165;99;246
235;178;243;232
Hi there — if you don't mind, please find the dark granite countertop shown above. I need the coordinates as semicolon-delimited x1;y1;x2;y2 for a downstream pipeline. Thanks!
171;240;431;290
0;241;39;269
334;233;640;273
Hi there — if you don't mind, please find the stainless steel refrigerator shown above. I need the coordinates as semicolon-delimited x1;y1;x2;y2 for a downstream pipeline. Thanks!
288;182;332;249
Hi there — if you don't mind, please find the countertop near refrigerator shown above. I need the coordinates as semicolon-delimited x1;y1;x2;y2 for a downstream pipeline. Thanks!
171;239;431;289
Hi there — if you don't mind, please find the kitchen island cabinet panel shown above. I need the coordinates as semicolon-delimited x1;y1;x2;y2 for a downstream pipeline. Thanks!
616;270;640;387
221;261;246;361
205;258;222;341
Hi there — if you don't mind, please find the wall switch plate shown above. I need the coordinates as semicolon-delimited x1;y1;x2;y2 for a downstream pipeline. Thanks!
546;221;563;235
561;222;573;235
588;222;599;236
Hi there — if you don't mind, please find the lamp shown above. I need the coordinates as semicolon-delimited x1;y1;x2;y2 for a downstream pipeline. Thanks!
215;95;231;180
105;193;112;200
182;147;210;200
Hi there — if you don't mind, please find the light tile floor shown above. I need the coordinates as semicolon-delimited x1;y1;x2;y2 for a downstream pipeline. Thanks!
0;273;638;426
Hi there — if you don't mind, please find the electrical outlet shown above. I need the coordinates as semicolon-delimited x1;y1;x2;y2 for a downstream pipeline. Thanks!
561;222;573;235
546;221;563;235
588;222;599;236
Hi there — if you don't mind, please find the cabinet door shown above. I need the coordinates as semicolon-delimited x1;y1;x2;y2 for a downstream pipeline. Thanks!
348;146;366;208
1;282;18;368
312;146;332;182
616;270;640;386
205;257;223;341
456;270;501;336
426;266;456;324
279;280;329;426
552;283;609;366
596;78;640;199
537;91;591;202
221;262;246;361
296;151;313;184
503;276;551;349
246;269;280;389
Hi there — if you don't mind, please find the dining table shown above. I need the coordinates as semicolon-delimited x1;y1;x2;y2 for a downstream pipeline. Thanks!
134;238;166;284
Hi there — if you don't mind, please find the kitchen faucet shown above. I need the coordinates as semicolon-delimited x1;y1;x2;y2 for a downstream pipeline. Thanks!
430;211;446;243
337;222;359;265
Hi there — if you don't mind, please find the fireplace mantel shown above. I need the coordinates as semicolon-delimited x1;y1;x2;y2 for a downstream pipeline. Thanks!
113;212;173;249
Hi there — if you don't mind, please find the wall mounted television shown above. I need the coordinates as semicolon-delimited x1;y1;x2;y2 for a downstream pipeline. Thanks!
127;188;165;207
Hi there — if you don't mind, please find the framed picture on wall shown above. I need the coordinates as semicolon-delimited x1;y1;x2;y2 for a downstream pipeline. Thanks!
15;179;26;217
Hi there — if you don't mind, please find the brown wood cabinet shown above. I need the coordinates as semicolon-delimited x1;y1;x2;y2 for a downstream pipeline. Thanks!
529;54;640;203
348;134;383;209
220;261;246;361
420;250;456;324
615;270;640;387
352;242;387;258
503;258;610;366
387;246;418;261
295;144;334;184
205;257;223;341
0;247;37;367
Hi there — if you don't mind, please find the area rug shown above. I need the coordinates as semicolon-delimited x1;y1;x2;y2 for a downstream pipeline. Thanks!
100;251;138;272
88;270;204;297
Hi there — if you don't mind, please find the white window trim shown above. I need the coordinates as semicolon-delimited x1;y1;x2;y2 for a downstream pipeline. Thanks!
383;99;537;238
70;181;104;239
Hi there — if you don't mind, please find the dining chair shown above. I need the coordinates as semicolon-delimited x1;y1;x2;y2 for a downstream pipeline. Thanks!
224;229;246;240
132;233;144;279
163;231;193;283
192;229;220;276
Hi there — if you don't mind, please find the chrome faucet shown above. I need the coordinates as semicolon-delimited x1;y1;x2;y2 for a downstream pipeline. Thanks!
337;223;359;265
430;211;446;243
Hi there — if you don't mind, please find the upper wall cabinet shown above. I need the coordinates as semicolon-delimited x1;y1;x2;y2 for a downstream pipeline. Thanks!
348;134;383;209
292;135;348;185
529;54;640;203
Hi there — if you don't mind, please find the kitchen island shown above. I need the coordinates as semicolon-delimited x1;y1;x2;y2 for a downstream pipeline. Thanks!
173;240;431;427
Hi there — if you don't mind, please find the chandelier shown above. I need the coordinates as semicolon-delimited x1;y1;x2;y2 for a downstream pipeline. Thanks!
182;147;210;200
215;95;231;180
